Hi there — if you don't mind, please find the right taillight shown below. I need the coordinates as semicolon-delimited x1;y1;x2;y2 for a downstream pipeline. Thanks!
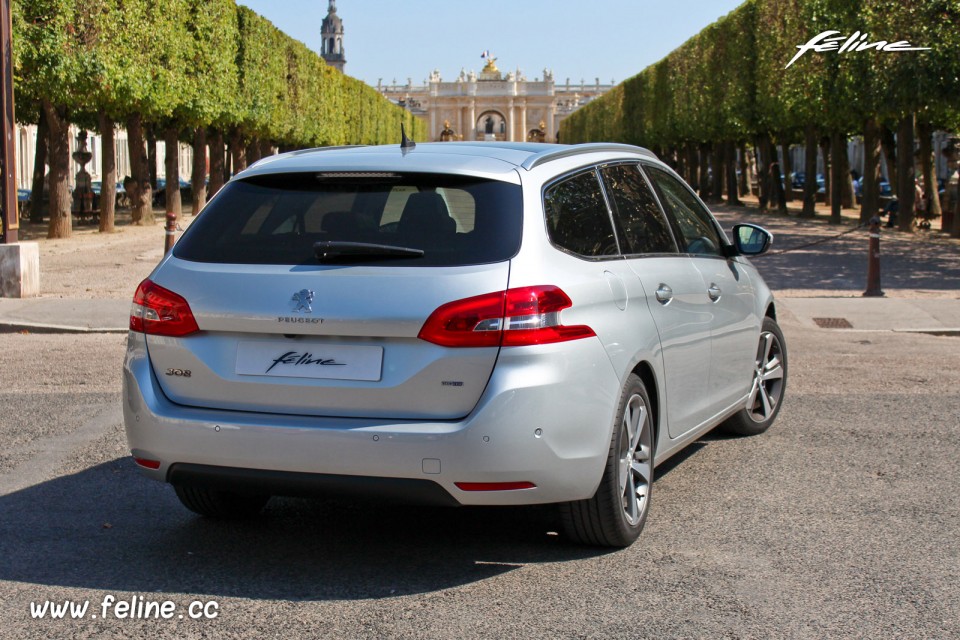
130;279;199;337
418;285;595;348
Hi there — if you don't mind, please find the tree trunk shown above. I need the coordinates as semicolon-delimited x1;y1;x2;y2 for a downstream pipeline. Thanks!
896;113;916;232
711;144;724;202
860;118;881;224
917;121;941;223
768;138;786;212
738;142;749;197
820;137;831;209
41;101;72;239
229;129;247;174
164;126;181;217
147;130;158;192
674;146;685;180
98;112;116;233
191;127;207;215
246;137;262;165
259;139;273;159
802;125;818;217
838;135;855;209
830;132;844;223
725;142;741;206
781;141;793;203
29;109;49;222
698;143;711;201
208;129;225;198
756;137;770;210
687;142;699;190
126;113;154;225
880;126;897;196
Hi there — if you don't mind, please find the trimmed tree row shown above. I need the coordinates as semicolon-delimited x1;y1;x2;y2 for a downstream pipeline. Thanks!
561;0;960;235
12;0;425;238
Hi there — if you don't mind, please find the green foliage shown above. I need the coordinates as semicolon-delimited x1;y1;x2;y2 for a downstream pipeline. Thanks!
12;0;423;146
562;0;960;145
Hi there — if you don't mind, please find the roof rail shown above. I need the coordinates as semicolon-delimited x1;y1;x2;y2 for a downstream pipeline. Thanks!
288;144;368;157
520;143;658;171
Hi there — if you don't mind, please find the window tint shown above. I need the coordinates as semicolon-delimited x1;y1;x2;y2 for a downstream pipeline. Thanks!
644;165;724;257
173;173;521;266
544;171;618;258
600;164;677;255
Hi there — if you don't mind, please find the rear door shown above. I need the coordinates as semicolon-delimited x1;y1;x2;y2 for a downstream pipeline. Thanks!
144;172;522;420
598;163;715;438
642;164;759;413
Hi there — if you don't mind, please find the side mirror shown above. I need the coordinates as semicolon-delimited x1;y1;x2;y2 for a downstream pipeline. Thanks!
732;224;773;256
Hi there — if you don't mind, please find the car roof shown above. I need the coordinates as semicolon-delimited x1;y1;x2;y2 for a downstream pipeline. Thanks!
238;142;659;183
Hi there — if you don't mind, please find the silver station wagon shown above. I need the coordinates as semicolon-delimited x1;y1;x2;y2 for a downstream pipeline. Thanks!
123;141;786;547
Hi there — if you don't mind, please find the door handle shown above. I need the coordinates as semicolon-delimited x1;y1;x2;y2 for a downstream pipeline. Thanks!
708;283;722;301
655;284;673;304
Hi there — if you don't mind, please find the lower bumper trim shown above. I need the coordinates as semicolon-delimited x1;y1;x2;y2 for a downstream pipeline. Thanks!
167;463;461;507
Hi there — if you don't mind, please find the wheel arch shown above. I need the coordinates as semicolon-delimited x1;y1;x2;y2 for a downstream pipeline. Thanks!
631;360;660;455
765;301;777;321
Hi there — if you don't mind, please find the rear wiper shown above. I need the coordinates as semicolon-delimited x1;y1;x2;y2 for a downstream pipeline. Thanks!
314;241;425;263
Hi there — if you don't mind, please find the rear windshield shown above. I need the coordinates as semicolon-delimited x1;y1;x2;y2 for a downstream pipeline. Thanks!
173;173;523;266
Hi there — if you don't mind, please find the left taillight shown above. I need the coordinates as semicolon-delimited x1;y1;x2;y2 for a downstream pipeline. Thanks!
418;285;595;348
130;279;199;337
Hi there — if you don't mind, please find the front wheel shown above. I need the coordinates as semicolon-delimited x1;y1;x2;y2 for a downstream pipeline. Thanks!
722;316;787;436
561;374;654;547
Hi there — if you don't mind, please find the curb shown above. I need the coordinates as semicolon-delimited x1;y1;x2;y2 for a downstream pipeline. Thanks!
0;321;128;335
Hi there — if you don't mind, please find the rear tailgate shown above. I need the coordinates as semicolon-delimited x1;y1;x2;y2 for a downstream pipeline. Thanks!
146;260;510;419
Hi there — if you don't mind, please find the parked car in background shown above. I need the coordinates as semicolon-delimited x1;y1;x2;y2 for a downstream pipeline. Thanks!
791;171;826;193
124;142;787;548
153;178;193;206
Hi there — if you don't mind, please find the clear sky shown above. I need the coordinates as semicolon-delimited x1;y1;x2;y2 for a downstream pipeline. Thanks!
237;0;745;87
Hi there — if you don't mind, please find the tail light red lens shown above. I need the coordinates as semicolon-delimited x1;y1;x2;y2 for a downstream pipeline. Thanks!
418;285;595;348
133;457;161;470
130;279;199;337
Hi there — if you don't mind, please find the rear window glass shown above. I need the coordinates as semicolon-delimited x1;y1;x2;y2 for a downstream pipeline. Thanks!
173;173;521;266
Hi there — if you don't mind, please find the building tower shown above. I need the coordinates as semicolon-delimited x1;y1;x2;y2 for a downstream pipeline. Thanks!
320;0;346;72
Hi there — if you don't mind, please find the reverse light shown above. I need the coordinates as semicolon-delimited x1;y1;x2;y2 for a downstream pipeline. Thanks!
418;285;595;348
130;279;199;337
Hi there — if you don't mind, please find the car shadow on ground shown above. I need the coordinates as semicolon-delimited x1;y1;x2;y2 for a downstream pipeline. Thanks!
0;458;615;601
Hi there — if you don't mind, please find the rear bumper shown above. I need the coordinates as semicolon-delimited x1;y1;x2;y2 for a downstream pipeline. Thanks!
123;332;621;506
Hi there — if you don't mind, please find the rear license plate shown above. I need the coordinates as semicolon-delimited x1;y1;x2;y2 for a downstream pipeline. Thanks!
236;341;383;381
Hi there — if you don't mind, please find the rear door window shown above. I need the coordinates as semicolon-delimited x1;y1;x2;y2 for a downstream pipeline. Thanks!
544;170;619;258
173;173;522;266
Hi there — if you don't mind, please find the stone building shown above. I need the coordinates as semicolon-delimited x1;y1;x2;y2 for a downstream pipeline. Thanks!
377;55;616;143
320;0;346;73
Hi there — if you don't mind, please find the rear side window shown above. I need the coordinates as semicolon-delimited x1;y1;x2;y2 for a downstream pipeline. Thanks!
173;173;522;266
643;166;724;257
544;170;618;258
600;164;677;255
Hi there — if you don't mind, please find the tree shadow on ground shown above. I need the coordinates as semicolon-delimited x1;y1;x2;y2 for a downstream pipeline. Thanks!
712;208;960;293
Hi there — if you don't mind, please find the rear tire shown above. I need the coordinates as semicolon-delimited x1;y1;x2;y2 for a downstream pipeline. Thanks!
722;316;787;436
561;374;654;547
174;484;270;518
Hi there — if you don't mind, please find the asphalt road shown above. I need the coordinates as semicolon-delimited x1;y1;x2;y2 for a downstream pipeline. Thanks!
1;317;958;638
